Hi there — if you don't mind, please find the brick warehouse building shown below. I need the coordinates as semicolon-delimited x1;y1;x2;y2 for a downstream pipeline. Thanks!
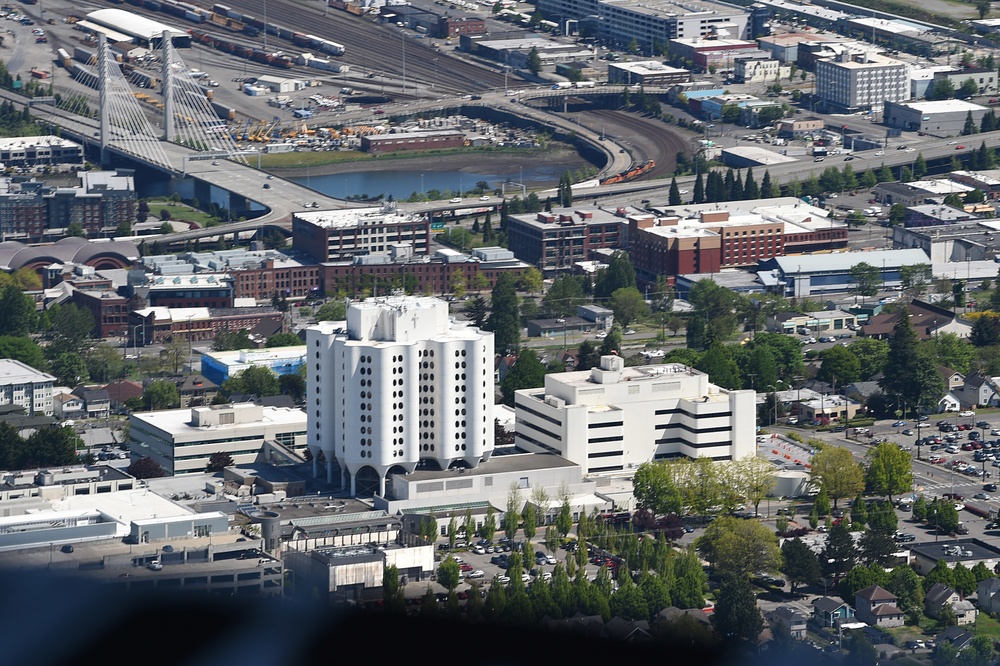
129;306;285;346
629;198;847;283
360;131;466;155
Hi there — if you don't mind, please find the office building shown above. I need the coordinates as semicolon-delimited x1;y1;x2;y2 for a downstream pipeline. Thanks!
815;52;909;113
129;403;307;475
292;206;431;263
129;306;284;346
506;208;624;274
629;198;846;283
127;271;234;309
0;135;83;168
306;296;494;495
513;355;756;474
668;37;761;73
0;359;55;416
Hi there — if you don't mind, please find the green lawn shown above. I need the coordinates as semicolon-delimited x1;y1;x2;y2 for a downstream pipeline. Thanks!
147;202;220;228
257;145;556;170
971;612;1000;641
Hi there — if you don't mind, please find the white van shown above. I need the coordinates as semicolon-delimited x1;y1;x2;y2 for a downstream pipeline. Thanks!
946;446;960;454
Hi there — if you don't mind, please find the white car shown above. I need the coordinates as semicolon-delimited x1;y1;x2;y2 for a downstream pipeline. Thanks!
449;197;462;203
624;329;637;335
596;332;608;339
479;195;490;201
874;150;885;156
467;569;485;579
960;410;976;417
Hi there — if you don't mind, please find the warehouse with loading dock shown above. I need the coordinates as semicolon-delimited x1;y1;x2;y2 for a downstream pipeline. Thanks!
82;9;191;48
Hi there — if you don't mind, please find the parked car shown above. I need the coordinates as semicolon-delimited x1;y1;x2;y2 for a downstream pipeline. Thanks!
960;410;976;417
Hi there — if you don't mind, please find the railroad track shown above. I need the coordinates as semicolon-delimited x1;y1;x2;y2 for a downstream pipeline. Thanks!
567;107;689;181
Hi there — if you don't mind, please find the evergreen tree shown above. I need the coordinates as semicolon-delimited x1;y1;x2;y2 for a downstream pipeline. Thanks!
842;163;858;190
668;176;681;205
486;274;521;355
693;172;705;203
695;342;741;389
982;109;997;133
723;169;735;201
822;520;856;577
913;153;928;179
731;170;744;200
860;168;878;189
963;110;978;136
714;574;764;641
743;167;759;199
686;314;707;351
760;170;778;198
878;165;894;183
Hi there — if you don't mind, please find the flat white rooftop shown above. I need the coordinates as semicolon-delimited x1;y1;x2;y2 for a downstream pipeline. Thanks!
0;359;55;385
0;135;80;151
132;405;306;434
295;207;424;230
895;99;988;114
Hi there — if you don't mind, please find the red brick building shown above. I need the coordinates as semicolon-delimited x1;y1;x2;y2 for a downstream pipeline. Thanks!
292;209;431;264
629;205;848;283
129;306;285;346
72;288;131;338
439;16;486;37
319;253;528;296
231;260;322;301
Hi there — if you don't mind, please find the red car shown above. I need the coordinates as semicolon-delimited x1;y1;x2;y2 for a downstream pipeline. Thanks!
957;145;966;150
459;563;473;572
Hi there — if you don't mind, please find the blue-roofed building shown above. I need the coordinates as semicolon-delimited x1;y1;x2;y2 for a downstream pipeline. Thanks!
756;249;931;298
201;346;307;386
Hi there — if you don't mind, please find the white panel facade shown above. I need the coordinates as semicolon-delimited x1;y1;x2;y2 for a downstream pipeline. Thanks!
514;357;755;474
307;296;494;495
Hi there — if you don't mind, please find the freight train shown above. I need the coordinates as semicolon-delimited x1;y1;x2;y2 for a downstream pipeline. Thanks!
115;0;346;55
599;160;655;186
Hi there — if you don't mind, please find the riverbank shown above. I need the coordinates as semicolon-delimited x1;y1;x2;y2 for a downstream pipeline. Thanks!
266;144;595;188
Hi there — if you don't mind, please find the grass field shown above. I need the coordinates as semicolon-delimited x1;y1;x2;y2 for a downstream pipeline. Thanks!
257;145;558;170
146;202;220;228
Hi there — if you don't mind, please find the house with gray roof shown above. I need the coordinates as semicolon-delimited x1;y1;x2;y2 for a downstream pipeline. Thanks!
925;582;977;625
812;596;855;627
855;585;904;628
976;578;1000;614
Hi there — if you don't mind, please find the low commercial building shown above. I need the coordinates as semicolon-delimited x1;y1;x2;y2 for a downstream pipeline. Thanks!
767;310;858;334
0;359;55;416
0;135;83;168
129;403;307;475
292;206;431;264
796;394;860;425
884;99;989;136
756;249;931;298
733;56;789;83
438;16;486;37
129;306;284;346
201;346;307;387
773;116;824;139
361;131;466;154
285;542;433;603
668;37;761;73
82;8;190;48
127;272;234;309
874;180;975;208
513;355;756;474
910;539;1000;576
606;61;691;86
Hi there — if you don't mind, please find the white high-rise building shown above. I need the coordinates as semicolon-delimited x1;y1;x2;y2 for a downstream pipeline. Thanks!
513;355;756;474
306;296;494;495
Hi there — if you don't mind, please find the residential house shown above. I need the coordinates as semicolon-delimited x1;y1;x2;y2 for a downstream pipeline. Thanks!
855;585;905;628
103;379;143;410
976;578;1000;614
176;374;218;408
938;626;975;651
956;372;1000;409
939;367;965;394
603;616;652;642
925;582;977;625
71;386;110;419
53;392;85;420
767;606;808;640
813;596;855;627
655;606;713;627
0;404;56;434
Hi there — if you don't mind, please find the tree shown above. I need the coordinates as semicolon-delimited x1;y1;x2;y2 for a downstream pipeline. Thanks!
383;565;405;613
632;462;682;515
521;502;537;545
212;330;253;351
953;562;977;599
810;446;864;509
438;556;461;592
781;537;820;593
541;275;586;318
959;635;994;666
279;373;306;403
504;484;522;543
850;338;890;380
696;515;781;576
51;352;87;386
924;332;975;374
556;497;572;537
205;451;234;472
481;505;497;542
594;251;636;299
599;326;622;357
0;336;45;371
686;314;707;351
224;365;280;399
900;263;932;301
266;333;301;348
930;77;956;101
144;380;180;411
518;267;543;296
849;262;881;301
695;342;741;390
865;442;913;504
818;344;861;386
315;300;347;322
526;47;542;74
464;295;489;328
668;176;681;205
887;565;924;612
733;455;776;517
486;274;520;355
500;348;545;407
880;309;946;411
49;303;95;350
844;631;879;666
714;573;764;641
977;0;992;18
127;456;166;479
609;287;649;328
822;520;856;577
64;221;86;238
